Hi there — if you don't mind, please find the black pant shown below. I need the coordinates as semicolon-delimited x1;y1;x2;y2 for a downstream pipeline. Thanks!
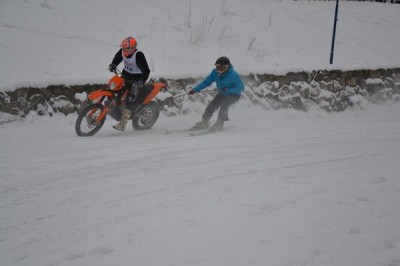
202;94;240;122
125;82;153;111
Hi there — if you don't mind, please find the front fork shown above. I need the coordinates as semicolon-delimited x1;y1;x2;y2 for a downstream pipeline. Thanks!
96;107;109;124
87;96;109;124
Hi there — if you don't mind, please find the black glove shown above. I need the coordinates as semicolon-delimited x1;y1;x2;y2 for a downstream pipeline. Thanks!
188;89;195;95
108;64;116;72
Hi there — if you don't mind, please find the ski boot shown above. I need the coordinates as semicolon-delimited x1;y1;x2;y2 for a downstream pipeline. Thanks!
209;120;224;132
189;120;210;131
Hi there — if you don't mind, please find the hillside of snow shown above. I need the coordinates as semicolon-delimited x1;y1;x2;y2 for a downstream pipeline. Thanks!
1;0;400;91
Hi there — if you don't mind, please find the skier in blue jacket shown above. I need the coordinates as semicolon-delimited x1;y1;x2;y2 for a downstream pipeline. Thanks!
188;56;244;132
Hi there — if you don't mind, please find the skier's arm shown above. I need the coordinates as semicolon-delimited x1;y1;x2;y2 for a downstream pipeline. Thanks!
193;71;215;92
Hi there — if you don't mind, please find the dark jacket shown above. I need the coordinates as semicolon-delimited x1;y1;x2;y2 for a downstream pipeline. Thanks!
111;48;150;83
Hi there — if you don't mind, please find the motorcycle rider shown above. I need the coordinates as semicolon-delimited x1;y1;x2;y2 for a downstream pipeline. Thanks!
188;56;244;132
108;36;150;131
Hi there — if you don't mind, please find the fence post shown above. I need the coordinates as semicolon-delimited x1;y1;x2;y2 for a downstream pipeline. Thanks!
330;0;339;64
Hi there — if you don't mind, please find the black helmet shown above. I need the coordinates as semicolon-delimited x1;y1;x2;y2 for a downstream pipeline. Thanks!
215;56;230;66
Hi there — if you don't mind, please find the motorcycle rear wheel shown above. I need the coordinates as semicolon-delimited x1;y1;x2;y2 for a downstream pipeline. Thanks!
75;103;106;136
132;101;160;130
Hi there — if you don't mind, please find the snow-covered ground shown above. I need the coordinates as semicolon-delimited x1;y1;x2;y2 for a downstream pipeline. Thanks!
2;103;400;266
1;1;400;266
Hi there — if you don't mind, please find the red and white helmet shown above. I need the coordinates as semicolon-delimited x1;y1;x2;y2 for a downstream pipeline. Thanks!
120;37;137;57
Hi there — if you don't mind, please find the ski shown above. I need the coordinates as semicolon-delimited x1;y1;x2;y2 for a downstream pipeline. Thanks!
164;128;210;135
188;129;211;136
164;128;191;135
165;126;232;136
188;126;232;136
189;131;213;136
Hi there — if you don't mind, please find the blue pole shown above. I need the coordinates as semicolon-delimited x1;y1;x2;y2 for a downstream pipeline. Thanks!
330;0;339;64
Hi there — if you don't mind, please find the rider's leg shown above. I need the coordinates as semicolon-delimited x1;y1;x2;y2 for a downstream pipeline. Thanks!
112;108;132;131
112;81;138;131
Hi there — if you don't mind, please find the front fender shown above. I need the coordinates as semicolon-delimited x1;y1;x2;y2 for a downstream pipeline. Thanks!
88;90;113;101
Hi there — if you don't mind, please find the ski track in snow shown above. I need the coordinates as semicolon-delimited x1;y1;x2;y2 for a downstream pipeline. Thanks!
1;103;400;266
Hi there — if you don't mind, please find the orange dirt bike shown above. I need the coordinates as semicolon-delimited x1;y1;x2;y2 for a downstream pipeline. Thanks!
75;69;167;136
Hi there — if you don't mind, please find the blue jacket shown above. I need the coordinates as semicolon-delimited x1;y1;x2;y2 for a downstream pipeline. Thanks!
193;65;244;96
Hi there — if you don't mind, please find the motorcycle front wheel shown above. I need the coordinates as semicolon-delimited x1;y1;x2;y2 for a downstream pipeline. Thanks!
75;103;107;136
132;101;160;130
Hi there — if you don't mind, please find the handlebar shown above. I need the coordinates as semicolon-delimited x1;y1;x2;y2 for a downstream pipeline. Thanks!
106;66;122;75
